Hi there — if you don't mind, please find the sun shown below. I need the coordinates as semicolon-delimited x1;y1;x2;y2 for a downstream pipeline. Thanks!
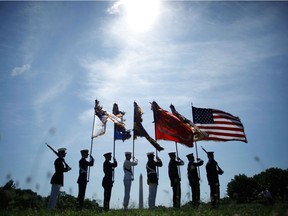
122;0;160;33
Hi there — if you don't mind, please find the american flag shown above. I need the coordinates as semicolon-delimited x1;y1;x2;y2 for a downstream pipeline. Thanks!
192;106;247;143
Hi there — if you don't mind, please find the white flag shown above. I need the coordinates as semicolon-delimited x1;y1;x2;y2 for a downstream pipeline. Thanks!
92;115;108;138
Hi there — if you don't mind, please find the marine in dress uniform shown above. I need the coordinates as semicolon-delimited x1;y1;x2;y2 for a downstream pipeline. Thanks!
146;152;162;209
77;149;94;208
186;153;203;208
205;151;223;208
102;152;117;211
168;152;184;208
47;148;71;210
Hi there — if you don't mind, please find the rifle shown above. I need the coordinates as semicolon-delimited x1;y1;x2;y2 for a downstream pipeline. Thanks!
201;146;224;175
45;142;71;170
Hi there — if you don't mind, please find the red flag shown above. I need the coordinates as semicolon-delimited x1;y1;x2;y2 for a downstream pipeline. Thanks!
170;104;208;141
151;101;194;147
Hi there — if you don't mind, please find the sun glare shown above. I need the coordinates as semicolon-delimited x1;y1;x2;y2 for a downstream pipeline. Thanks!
123;0;160;32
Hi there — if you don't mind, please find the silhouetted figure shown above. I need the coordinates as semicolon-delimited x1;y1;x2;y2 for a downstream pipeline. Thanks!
258;188;274;205
146;152;162;209
48;148;71;210
205;151;223;208
186;153;203;208
77;149;94;209
123;151;138;210
168;152;184;208
102;152;117;211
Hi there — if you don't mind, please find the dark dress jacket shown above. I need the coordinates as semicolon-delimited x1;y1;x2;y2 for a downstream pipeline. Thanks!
102;160;117;187
146;159;162;184
187;160;203;185
77;157;94;184
50;157;70;186
206;159;220;185
168;159;183;186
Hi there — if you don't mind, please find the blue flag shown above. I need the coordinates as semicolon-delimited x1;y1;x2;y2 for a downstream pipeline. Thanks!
113;103;131;141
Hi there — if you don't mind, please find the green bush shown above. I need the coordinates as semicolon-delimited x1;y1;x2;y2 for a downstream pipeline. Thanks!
0;180;101;211
227;168;288;203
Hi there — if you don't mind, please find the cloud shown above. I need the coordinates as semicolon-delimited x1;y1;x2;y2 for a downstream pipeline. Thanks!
32;78;71;125
11;64;31;77
80;1;286;115
107;0;123;15
33;79;69;108
78;109;94;123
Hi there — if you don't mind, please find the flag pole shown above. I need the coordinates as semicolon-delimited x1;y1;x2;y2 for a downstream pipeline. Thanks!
191;102;201;180
155;150;159;178
195;141;201;179
113;124;116;182
175;142;181;180
132;135;135;180
153;103;159;178
132;102;135;180
113;131;116;159
87;107;96;182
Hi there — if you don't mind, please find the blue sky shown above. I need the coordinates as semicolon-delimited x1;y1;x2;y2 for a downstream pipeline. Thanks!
0;1;287;209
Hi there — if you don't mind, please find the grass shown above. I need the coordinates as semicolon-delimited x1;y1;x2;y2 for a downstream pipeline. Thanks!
0;203;287;216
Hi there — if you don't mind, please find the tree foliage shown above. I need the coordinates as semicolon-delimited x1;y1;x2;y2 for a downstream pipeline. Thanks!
1;168;287;210
0;180;45;210
254;167;288;200
227;168;288;203
0;180;100;210
227;174;258;203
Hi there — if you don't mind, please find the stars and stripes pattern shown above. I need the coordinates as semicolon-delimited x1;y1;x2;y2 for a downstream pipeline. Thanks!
192;106;247;143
